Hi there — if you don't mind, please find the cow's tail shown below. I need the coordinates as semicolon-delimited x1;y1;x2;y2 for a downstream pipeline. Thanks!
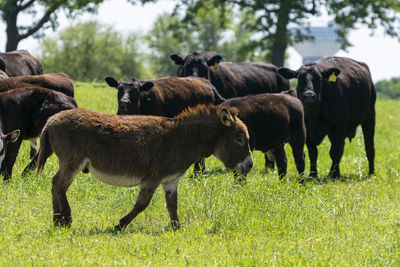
212;85;226;105
36;128;53;177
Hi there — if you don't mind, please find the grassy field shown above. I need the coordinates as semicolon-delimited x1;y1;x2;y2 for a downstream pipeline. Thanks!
1;83;400;265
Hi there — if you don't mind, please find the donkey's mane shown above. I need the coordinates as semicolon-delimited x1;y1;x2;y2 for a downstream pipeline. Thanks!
174;104;238;121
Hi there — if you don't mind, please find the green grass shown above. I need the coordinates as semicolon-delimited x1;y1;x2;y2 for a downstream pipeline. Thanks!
1;83;400;265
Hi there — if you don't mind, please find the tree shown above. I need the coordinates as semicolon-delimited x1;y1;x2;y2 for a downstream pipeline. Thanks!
0;0;105;51
177;0;400;67
375;77;400;99
146;2;265;77
38;21;147;81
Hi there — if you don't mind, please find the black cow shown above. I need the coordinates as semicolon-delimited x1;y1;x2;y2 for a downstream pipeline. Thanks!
105;76;225;116
278;56;376;178
0;87;77;180
170;51;290;98
0;50;43;77
221;91;306;179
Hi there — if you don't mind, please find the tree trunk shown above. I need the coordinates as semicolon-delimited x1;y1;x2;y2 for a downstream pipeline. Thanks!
5;5;20;52
270;1;291;67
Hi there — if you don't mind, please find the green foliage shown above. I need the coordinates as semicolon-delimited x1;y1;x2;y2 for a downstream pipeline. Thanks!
0;84;400;265
38;21;148;81
375;77;400;99
0;0;106;51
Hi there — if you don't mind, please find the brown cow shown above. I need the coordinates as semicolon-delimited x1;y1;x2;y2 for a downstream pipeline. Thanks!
36;105;253;230
0;50;43;77
105;76;225;116
0;73;74;97
0;87;77;180
279;56;376;177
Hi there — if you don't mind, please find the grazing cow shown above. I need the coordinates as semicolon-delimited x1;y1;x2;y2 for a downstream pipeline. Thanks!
170;51;290;98
220;91;306;178
0;50;43;76
0;73;74;97
105;76;225;116
0;87;77;180
278;56;376;178
36;105;253;230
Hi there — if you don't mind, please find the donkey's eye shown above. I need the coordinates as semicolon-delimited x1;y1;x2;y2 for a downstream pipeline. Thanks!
234;136;245;146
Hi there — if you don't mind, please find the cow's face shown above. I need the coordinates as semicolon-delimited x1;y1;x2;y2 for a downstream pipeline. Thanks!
279;65;340;106
105;76;154;115
170;52;222;79
213;107;253;175
0;130;20;167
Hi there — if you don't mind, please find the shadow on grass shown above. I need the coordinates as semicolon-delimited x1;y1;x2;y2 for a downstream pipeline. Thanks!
298;172;373;185
85;223;178;236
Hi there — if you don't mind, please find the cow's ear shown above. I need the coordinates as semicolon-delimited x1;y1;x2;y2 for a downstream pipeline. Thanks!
170;54;184;65
4;130;20;144
140;81;154;92
278;68;297;79
321;68;341;81
219;107;234;127
105;77;119;88
207;54;222;66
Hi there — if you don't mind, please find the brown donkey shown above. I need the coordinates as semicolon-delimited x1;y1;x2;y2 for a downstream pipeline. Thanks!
37;105;253;231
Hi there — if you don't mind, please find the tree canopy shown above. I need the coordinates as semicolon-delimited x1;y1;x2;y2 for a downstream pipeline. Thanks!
0;0;105;51
38;21;147;81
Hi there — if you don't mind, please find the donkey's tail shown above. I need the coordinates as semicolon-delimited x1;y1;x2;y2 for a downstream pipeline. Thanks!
36;128;53;176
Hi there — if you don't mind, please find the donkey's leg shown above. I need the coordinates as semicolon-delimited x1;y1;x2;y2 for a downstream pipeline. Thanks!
52;165;76;227
264;152;275;171
115;181;159;231
162;179;179;230
361;111;375;175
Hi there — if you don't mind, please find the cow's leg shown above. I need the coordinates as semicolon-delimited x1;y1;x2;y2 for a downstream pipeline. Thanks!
1;138;23;181
264;152;275;171
162;179;180;230
328;135;345;178
306;138;318;177
273;146;287;179
193;159;205;175
52;165;76;227
29;139;38;160
361;111;375;175
289;141;305;176
115;181;159;231
22;153;38;176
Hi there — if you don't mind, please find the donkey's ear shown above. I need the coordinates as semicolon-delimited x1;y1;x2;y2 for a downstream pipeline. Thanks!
219;107;234;127
4;129;20;143
105;77;119;88
278;68;298;79
140;81;154;92
170;54;184;65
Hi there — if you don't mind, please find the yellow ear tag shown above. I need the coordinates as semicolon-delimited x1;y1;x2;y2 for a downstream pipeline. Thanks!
213;62;219;72
328;72;337;82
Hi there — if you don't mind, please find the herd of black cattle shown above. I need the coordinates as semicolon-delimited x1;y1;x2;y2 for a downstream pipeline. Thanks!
0;49;376;181
0;49;376;229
